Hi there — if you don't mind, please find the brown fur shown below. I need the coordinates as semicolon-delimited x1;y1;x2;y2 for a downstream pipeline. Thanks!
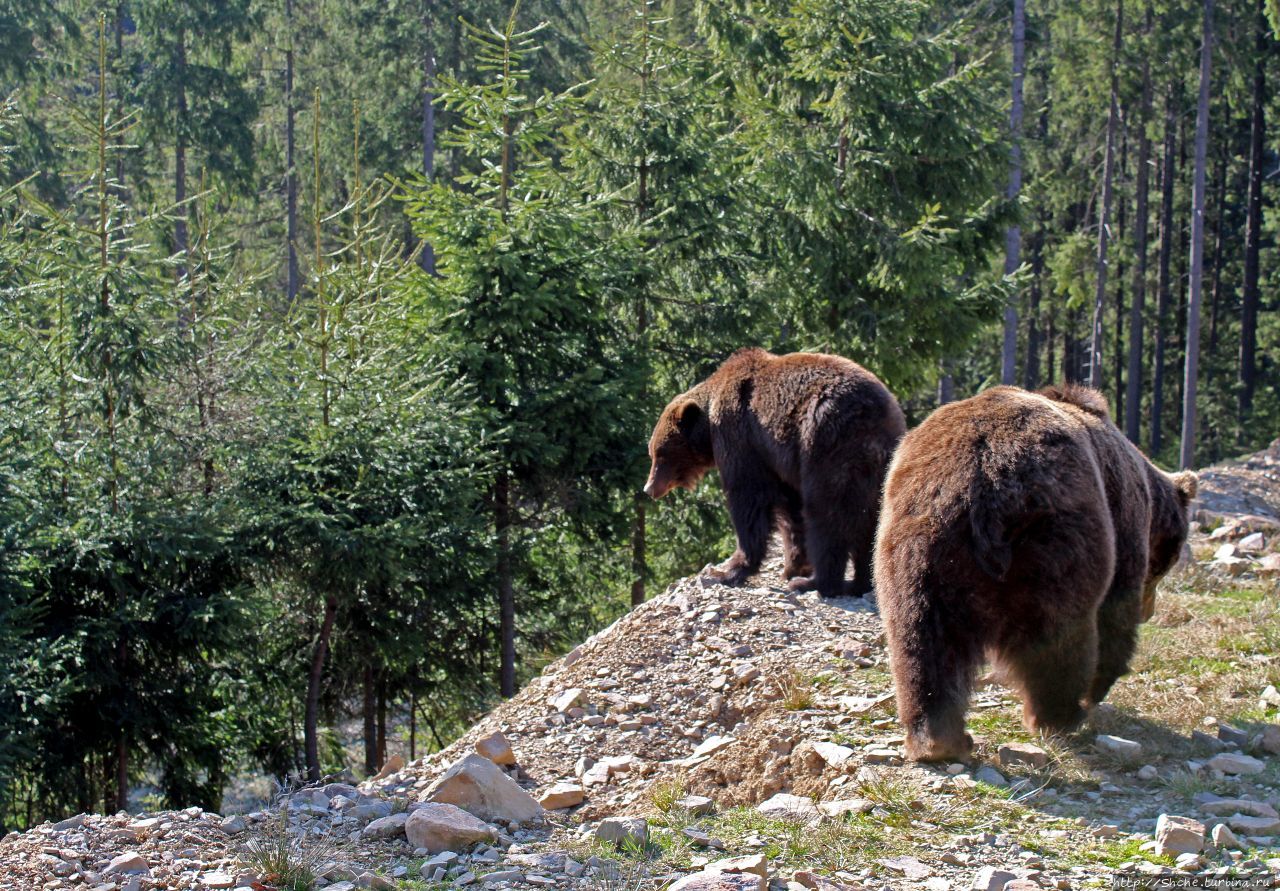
874;384;1196;761
646;348;906;597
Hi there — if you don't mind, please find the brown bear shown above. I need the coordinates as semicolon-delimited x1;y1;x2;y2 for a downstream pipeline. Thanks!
644;348;906;597
874;384;1197;762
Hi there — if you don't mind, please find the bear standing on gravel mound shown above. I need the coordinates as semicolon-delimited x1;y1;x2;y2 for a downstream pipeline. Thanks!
875;384;1197;762
644;348;906;598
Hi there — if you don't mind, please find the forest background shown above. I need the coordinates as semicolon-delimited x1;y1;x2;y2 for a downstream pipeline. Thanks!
0;0;1277;832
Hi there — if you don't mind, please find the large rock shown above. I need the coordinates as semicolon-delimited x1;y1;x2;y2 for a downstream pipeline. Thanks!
818;798;874;819
364;812;408;839
537;783;584;810
1200;799;1278;819
755;793;820;823
997;742;1049;769
970;866;1016;891
422;753;544;823
669;873;765;891
593;817;649;850
706;854;768;878
1206;752;1265;775
371;754;405;781
405;803;496;854
475;732;516;766
1096;735;1143;759
1226;814;1280;836
104;853;151;876
1155;814;1205;856
811;742;855;767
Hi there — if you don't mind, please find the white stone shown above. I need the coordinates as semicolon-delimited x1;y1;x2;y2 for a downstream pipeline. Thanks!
692;735;736;758
1238;532;1265;552
1096;735;1143;758
811;742;855;767
755;793;820;823
551;688;585;712
668;873;765;891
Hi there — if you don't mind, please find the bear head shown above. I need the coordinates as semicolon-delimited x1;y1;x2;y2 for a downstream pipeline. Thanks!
1141;469;1198;621
644;393;713;499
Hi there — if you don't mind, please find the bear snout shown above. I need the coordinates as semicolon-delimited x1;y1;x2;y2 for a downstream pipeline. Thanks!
643;477;667;499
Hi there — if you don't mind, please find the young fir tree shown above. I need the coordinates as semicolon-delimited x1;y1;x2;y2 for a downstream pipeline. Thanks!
568;0;757;606
405;6;643;697
696;0;1011;391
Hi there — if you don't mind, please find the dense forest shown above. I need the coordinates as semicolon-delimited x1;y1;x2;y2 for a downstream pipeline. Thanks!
0;0;1276;832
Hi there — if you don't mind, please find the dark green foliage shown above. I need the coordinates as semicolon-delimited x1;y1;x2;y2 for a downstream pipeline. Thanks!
0;0;1276;831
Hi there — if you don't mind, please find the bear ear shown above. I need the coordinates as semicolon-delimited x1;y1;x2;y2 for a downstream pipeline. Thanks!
674;400;703;436
1171;471;1198;507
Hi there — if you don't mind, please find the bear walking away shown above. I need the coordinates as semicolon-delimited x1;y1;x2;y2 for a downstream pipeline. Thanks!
875;384;1197;762
645;348;906;598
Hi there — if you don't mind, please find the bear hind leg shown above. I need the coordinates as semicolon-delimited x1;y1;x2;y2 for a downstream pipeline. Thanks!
882;585;979;761
1005;619;1097;736
787;493;856;598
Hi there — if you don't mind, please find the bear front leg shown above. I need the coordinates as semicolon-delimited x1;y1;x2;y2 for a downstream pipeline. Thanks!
701;466;774;588
1086;585;1143;708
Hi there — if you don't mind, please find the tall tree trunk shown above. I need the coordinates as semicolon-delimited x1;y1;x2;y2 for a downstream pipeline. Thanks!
285;0;299;303
1125;4;1154;445
376;677;387;768
1239;2;1267;428
420;10;437;275
496;471;516;697
1089;0;1124;390
1001;0;1027;385
115;730;128;813
1206;147;1228;357
937;361;954;406
1181;0;1214;471
409;690;417;760
174;26;188;282
1151;87;1177;456
1045;306;1056;385
1023;220;1043;389
305;596;338;783
1114;125;1129;416
362;663;377;776
631;23;651;608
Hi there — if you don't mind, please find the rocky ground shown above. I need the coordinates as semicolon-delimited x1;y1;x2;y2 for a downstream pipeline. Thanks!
6;442;1280;891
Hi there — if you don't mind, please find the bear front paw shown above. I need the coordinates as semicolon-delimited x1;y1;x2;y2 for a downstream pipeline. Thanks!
699;562;751;588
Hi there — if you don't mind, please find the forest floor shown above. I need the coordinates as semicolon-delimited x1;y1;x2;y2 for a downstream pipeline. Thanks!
5;441;1280;891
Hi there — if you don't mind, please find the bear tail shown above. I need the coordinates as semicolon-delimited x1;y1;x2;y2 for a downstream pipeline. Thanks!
968;478;1055;581
1038;383;1110;420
